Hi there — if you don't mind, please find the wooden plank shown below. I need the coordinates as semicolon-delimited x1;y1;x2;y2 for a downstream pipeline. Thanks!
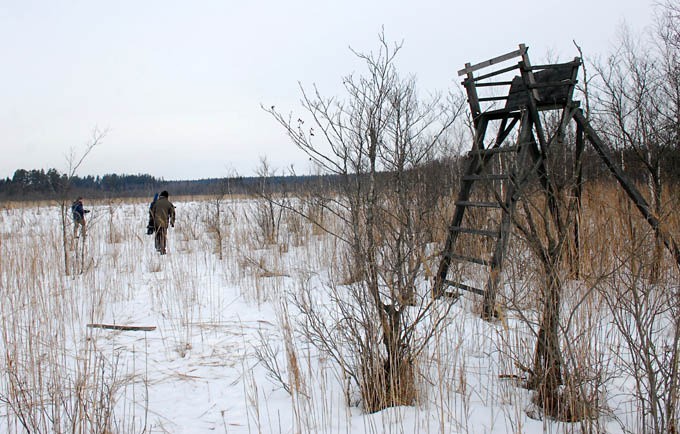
88;323;157;332
478;109;523;120
529;60;581;70
458;45;527;76
472;64;522;82
478;96;509;102
475;80;515;87
444;280;485;296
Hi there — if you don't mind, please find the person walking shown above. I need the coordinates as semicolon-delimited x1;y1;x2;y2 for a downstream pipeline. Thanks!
151;190;175;254
71;196;90;238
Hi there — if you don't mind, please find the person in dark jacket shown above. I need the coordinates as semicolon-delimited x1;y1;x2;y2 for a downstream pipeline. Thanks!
151;190;175;254
71;196;90;238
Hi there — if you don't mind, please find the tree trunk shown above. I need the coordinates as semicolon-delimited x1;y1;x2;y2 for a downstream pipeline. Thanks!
530;252;564;417
649;168;663;282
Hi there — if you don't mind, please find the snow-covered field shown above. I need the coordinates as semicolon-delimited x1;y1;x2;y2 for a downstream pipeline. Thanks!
0;197;675;433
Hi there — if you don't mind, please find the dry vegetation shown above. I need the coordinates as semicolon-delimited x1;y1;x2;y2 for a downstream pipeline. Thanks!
0;178;676;433
1;4;677;432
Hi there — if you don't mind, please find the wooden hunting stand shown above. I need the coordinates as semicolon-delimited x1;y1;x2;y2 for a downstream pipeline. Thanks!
433;44;680;318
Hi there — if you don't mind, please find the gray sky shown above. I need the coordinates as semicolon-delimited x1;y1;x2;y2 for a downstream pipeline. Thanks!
1;0;654;180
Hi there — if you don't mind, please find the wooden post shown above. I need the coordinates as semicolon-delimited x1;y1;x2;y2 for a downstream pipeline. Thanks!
482;110;531;318
571;121;585;278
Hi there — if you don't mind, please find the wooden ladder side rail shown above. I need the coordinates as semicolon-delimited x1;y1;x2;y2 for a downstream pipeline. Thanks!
433;113;521;298
433;118;490;297
482;110;533;318
573;109;680;269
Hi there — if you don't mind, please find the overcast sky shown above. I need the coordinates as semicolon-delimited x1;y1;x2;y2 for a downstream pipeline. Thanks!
0;0;654;180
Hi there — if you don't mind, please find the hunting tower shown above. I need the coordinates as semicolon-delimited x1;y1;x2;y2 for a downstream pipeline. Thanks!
433;44;680;318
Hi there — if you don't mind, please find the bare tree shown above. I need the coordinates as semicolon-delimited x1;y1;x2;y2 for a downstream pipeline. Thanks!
58;128;106;275
265;32;465;411
592;10;679;281
250;157;284;247
586;5;680;430
504;124;585;420
600;241;679;433
206;173;237;260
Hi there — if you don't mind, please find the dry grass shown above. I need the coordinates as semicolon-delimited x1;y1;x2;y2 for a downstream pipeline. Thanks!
0;181;677;432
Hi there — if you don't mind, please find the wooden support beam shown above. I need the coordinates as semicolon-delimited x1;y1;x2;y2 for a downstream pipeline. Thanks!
519;60;565;236
529;59;581;70
472;64;522;82
474;80;515;87
479;110;523;120
478;96;510;102
571;121;585;278
573;109;680;269
444;280;485;296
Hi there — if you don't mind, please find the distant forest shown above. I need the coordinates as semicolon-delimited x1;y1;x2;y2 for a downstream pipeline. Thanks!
0;168;339;201
1;146;679;202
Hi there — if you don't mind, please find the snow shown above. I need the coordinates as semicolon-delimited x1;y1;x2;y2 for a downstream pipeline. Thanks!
0;198;656;433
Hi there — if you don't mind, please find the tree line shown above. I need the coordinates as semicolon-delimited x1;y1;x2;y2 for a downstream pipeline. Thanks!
0;167;355;201
2;145;679;203
0;169;162;200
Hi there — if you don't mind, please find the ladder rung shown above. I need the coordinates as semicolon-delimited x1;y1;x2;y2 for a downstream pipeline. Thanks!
478;96;509;102
450;254;490;266
462;174;510;181
451;226;500;237
474;80;514;87
455;200;502;209
443;280;485;296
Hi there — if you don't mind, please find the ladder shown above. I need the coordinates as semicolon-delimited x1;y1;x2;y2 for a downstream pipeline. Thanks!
433;44;581;319
434;110;533;311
